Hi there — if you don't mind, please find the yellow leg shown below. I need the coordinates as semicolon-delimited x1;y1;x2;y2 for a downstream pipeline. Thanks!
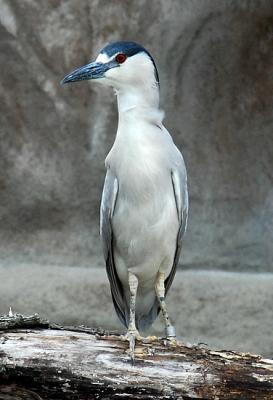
155;271;176;339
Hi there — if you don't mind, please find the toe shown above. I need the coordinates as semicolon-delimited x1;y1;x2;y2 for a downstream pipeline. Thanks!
142;335;158;344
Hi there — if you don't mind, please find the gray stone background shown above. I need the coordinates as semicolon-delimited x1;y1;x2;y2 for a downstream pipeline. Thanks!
0;0;272;356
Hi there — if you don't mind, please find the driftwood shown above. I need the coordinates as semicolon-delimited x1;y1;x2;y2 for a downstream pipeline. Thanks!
0;313;273;400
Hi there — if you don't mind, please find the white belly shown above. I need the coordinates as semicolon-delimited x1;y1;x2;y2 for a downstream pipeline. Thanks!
112;175;179;288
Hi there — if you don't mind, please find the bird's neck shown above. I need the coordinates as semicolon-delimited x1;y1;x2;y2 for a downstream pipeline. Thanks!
116;84;163;127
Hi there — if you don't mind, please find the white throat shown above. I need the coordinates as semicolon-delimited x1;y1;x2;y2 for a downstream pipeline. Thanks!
116;84;164;130
116;83;160;114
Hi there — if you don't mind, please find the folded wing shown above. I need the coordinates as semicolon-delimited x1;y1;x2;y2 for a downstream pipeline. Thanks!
100;169;127;327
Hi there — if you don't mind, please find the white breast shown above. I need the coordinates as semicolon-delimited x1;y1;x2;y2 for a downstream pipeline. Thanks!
107;120;179;287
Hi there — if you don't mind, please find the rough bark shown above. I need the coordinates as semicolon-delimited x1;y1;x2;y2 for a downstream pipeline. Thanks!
0;314;273;399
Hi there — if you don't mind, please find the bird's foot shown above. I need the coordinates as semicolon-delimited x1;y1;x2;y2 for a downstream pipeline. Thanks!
121;329;142;361
141;335;158;344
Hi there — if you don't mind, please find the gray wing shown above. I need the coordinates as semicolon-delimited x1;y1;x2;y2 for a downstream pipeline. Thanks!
100;169;127;327
165;165;189;294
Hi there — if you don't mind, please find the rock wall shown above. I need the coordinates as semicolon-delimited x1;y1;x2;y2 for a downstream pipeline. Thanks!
0;0;272;271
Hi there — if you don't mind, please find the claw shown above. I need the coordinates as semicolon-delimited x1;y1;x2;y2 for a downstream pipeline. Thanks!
128;332;136;361
142;335;158;344
121;330;142;361
164;335;177;347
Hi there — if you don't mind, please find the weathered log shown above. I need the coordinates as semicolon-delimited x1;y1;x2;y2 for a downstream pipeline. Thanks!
0;312;49;331
0;313;273;399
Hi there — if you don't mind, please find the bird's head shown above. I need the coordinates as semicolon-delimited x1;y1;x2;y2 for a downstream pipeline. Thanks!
61;41;159;91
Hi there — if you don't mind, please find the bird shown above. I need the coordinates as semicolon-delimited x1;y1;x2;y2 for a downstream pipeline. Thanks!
61;41;188;358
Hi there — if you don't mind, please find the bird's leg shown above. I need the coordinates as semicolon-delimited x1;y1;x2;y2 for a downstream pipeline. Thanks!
127;271;139;334
155;271;176;340
125;271;141;360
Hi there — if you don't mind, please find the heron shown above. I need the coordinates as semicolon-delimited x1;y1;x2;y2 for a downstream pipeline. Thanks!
62;41;188;358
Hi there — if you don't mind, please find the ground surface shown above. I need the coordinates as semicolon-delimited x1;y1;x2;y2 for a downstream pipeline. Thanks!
1;264;272;358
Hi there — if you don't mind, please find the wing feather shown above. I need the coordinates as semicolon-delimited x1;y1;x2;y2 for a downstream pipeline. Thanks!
165;167;189;294
100;169;127;326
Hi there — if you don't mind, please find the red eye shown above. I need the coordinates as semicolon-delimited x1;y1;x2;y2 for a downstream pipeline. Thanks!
115;53;127;64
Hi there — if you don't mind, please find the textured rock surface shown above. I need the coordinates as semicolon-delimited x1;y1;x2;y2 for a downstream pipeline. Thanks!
0;0;273;271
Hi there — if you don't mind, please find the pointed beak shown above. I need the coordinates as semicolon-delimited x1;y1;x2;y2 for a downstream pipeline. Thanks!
61;61;110;85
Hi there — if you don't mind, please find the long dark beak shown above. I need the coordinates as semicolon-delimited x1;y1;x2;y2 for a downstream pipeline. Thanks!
61;61;109;84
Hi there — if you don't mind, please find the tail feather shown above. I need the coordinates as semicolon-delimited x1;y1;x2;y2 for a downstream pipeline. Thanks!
136;298;160;331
